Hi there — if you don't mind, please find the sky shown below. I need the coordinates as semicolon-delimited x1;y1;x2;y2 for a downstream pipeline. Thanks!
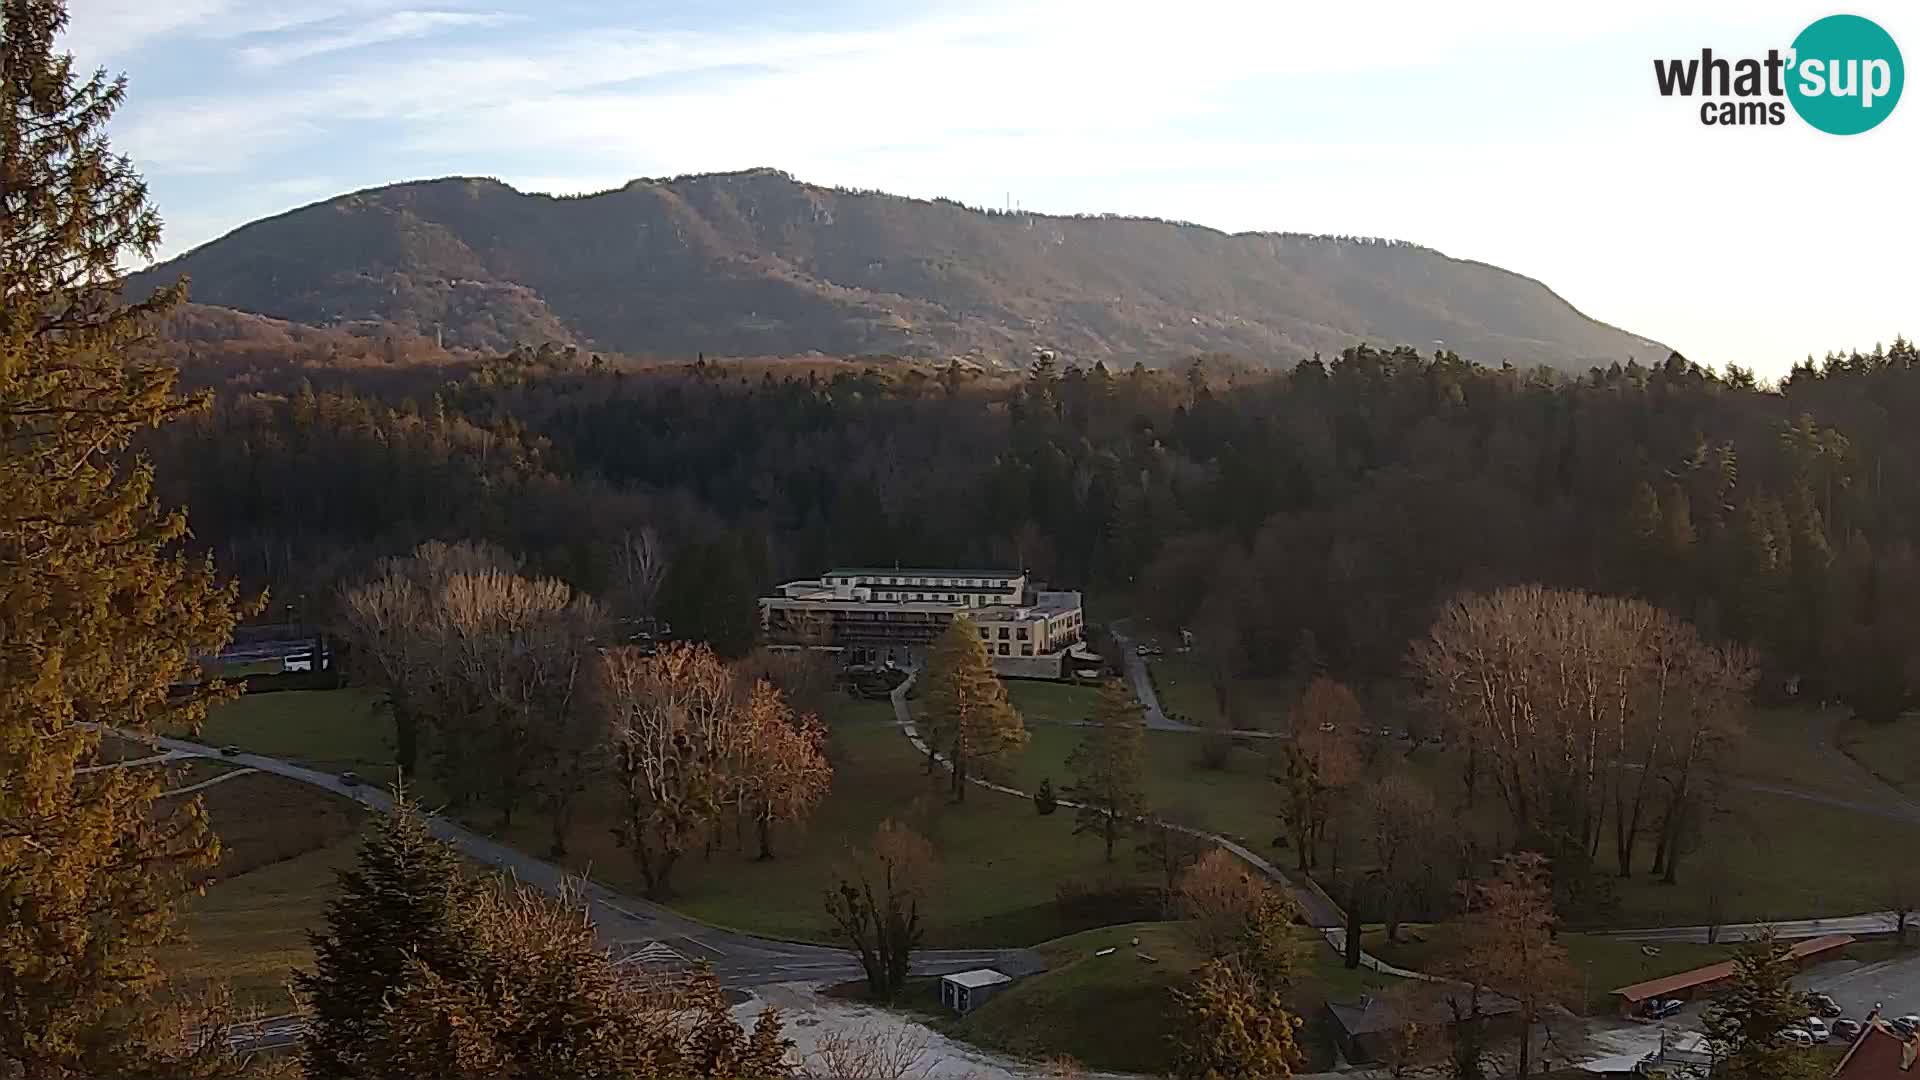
66;0;1917;378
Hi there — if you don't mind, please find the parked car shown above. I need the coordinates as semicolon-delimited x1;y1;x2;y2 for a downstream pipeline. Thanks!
1318;721;1337;733
338;771;361;788
1803;1017;1831;1042
1892;1015;1920;1038
1778;1028;1814;1047
1135;644;1151;657
1807;992;1842;1017
1832;1018;1864;1041
1645;998;1684;1019
220;744;241;757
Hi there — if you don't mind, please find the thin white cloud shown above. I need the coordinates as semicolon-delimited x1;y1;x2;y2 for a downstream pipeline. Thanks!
105;0;1918;375
237;10;518;69
60;0;234;63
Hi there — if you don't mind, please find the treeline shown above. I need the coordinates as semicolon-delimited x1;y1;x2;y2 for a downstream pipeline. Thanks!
147;337;1920;714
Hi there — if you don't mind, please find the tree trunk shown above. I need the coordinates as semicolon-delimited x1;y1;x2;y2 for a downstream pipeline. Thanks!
549;798;571;859
757;815;774;861
1516;1007;1533;1078
394;707;420;777
952;751;968;802
1103;811;1116;863
1344;887;1364;970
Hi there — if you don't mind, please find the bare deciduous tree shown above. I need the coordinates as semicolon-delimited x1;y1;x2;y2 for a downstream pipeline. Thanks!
1412;586;1754;887
599;643;740;898
608;527;666;619
824;820;937;1002
1361;774;1440;944
797;1024;933;1080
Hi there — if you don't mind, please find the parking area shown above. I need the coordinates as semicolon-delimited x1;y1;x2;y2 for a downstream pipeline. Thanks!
1795;950;1920;1026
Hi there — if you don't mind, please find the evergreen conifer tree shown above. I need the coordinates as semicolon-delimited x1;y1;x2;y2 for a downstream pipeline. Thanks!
2;2;244;1074
295;798;479;1079
1701;934;1825;1080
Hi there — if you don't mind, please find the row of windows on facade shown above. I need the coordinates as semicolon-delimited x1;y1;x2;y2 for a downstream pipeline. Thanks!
980;626;1032;640
875;591;1000;605
843;575;1010;587
993;643;1036;656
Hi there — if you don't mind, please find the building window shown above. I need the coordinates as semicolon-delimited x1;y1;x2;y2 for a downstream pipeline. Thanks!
1021;645;1034;656
979;628;988;638
998;643;1010;656
998;627;1010;639
1017;627;1030;639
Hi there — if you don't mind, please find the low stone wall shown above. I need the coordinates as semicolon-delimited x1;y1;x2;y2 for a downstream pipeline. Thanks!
990;653;1065;680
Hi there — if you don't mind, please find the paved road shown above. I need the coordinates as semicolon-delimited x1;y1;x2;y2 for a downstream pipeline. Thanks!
119;731;1038;991
1107;621;1280;738
1597;911;1911;945
1107;621;1184;730
1795;947;1920;1022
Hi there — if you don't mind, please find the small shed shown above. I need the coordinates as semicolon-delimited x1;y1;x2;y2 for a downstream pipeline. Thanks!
940;968;1014;1015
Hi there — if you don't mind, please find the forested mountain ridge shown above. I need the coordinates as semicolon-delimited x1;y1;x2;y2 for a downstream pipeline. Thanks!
131;168;1662;370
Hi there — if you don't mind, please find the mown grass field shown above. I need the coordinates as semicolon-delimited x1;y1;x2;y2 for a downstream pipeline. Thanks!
1837;712;1920;799
1366;924;1735;1014
166;840;359;1011
163;773;366;1011
171;680;1920;981
192;689;398;783
1145;653;1297;731
947;920;1389;1073
470;696;1169;946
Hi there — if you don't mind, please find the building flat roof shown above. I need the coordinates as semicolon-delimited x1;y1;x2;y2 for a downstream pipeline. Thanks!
941;968;1013;989
1610;934;1854;1003
1327;991;1518;1036
826;568;1023;579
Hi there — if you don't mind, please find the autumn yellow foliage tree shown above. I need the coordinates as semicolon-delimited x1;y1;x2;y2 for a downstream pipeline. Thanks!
920;616;1027;801
1170;957;1303;1079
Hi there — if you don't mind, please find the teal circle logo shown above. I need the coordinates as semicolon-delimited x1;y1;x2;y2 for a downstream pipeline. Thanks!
1787;14;1904;134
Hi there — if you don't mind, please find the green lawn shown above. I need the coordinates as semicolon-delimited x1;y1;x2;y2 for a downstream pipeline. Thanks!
163;771;367;1012
191;689;397;783
1373;734;1920;928
947;920;1389;1074
1147;653;1295;731
166;840;358;1012
1003;680;1102;726
476;696;1167;946
947;921;1205;1073
1004;723;1277;848
1837;713;1920;799
1734;705;1876;798
1367;925;1734;1015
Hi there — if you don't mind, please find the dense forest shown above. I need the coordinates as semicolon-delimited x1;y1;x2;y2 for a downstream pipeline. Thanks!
146;329;1920;721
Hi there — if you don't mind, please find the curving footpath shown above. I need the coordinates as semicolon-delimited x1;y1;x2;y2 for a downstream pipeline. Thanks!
108;729;1039;990
885;676;1432;982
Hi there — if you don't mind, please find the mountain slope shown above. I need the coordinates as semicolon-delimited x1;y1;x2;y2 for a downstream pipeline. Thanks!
132;168;1664;370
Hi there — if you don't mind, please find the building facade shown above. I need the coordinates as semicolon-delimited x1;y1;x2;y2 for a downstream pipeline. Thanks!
760;567;1087;679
